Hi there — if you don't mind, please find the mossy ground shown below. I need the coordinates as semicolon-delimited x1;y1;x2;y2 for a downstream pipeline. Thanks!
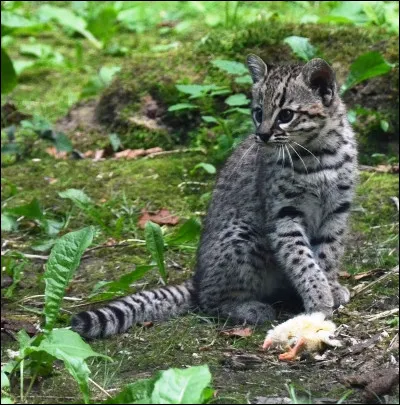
1;2;399;404
2;155;399;404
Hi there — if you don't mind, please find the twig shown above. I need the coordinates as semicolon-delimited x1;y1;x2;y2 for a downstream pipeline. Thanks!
351;265;399;297
1;251;49;260
364;308;399;321
145;147;206;158
88;378;112;399
17;294;82;303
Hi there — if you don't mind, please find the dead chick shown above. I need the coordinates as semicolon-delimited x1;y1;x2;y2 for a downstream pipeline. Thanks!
262;312;342;361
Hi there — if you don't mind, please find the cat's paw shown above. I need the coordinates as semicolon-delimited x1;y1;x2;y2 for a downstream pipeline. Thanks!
304;290;334;317
331;283;350;308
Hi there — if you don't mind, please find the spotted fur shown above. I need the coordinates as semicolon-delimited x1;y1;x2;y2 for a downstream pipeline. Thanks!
71;55;357;338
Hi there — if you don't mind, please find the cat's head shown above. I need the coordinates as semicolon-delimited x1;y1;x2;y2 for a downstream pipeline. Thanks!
246;54;339;146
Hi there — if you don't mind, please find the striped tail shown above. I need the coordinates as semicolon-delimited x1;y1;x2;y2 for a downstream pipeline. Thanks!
71;280;194;338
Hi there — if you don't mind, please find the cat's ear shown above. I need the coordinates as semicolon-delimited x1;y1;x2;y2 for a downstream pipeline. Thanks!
302;58;336;107
247;54;267;83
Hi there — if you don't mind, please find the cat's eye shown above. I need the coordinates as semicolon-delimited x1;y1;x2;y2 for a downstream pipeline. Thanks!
253;108;263;124
277;109;294;124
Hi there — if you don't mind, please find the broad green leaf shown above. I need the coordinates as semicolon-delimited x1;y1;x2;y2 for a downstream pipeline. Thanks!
151;365;213;404
347;110;357;124
192;163;217;175
201;116;219;124
283;36;317;61
44;227;94;332
54;132;73;152
45;219;64;236
211;59;248;75
1;396;13;404
1;11;40;28
29;329;111;404
224;93;249;106
38;5;102;49
12;59;35;75
98;66;121;86
340;51;394;95
6;198;44;220
144;221;167;282
59;189;92;207
19;43;53;58
1;214;17;232
109;133;122;151
31;239;55;252
234;75;253;84
168;103;198;112
103;379;154;404
91;265;155;297
380;120;389;132
1;370;10;389
1;48;17;94
176;84;218;99
166;218;201;246
86;6;118;43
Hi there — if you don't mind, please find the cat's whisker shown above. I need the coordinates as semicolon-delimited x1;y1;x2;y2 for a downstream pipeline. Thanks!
275;145;282;164
281;145;286;171
289;143;308;175
285;145;295;180
292;141;321;165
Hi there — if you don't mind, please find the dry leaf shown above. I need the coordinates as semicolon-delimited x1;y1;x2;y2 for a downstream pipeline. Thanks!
339;271;352;279
220;327;253;338
141;321;153;328
44;177;58;185
46;147;68;160
93;149;105;161
138;208;180;229
354;268;385;280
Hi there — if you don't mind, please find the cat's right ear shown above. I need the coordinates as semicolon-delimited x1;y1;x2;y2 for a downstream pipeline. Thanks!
247;54;267;83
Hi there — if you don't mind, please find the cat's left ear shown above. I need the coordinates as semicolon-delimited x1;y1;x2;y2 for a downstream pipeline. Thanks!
302;58;336;107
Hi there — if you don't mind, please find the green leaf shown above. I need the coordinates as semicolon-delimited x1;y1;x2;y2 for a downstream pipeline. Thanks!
91;265;155;297
380;120;389;132
192;163;217;175
54;132;73;152
283;36;317;61
1;370;10;389
6;198;44;221
29;329;111;404
165;218;201;246
44;227;94;332
86;6;118;43
19;43;53;58
59;189;92;207
109;133;122;152
224;93;249;106
104;379;155;404
1;48;17;94
234;75;253;84
144;221;167;282
1;11;40;28
98;66;121;86
168;103;198;112
38;5;102;49
201;116;219;124
31;239;55;252
340;51;394;95
347;110;357;124
1;214;17;232
211;59;248;75
176;84;218;99
151;365;213;404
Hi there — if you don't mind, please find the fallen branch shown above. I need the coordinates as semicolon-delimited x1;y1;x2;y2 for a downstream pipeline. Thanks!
351;265;399;297
364;308;399;321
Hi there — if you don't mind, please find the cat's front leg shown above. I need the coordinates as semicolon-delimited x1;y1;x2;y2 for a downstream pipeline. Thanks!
312;207;352;308
269;215;334;315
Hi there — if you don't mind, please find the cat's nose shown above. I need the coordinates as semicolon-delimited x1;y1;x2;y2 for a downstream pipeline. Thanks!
256;132;272;143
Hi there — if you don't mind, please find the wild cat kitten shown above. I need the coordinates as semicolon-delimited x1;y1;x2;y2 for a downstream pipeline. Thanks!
72;55;357;338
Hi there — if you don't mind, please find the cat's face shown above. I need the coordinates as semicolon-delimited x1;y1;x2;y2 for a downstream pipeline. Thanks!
247;55;337;146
